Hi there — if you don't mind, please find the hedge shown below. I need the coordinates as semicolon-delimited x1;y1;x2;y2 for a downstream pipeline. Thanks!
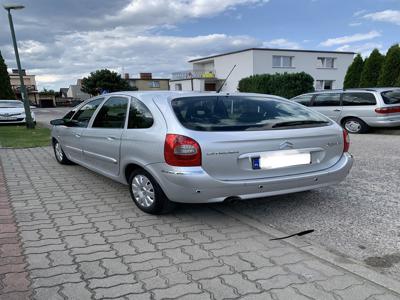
237;72;314;99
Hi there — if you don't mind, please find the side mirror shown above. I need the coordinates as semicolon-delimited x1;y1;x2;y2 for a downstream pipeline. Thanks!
50;119;66;126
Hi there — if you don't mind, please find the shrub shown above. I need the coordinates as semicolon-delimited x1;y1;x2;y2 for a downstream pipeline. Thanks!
238;72;314;98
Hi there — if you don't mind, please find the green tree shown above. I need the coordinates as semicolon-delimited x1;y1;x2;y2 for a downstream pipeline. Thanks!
378;44;400;87
359;49;384;87
238;72;314;98
0;51;15;99
81;69;133;95
343;54;364;89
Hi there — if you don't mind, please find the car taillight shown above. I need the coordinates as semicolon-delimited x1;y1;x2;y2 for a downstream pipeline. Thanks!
375;106;400;114
343;129;350;152
164;134;201;166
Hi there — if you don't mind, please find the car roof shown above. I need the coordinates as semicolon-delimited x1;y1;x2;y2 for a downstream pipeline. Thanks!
298;87;400;96
92;91;288;103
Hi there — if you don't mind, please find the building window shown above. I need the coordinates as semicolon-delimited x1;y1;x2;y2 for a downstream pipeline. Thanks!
148;81;160;88
317;57;335;68
175;83;182;91
272;56;293;68
316;80;334;90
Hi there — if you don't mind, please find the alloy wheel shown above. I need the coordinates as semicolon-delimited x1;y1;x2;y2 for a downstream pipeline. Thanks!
131;174;155;208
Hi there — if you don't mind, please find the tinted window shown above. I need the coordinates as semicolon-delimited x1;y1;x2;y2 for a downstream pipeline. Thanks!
313;93;340;106
292;94;313;106
381;90;400;104
71;98;103;127
172;96;328;131
342;93;376;106
128;98;154;129
92;97;128;128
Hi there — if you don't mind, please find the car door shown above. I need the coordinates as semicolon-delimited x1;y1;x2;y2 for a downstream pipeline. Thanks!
80;96;129;177
60;98;104;162
311;93;342;122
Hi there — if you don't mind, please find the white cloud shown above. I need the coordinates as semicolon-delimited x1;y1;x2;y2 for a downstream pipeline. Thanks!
103;0;269;26
335;42;383;57
262;39;300;49
353;9;367;17
364;10;400;26
320;30;381;47
349;22;362;27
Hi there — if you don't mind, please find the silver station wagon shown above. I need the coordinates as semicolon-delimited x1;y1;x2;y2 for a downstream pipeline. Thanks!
292;88;400;133
51;92;353;214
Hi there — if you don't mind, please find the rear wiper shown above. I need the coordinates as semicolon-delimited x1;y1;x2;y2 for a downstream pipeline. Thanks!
272;120;329;128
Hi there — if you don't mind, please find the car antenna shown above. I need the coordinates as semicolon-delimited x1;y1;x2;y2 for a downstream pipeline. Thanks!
216;64;236;93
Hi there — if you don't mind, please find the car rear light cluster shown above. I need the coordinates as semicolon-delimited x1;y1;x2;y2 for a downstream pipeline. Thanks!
375;106;400;114
343;129;350;152
164;134;201;166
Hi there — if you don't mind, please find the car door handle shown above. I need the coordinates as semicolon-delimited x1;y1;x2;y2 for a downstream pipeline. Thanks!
75;134;81;138
333;109;341;112
106;136;116;141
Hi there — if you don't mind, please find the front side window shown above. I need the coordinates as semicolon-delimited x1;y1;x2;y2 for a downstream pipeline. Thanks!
171;96;329;131
272;56;293;68
292;94;313;106
313;93;340;106
128;98;154;129
381;90;400;104
92;97;128;128
342;93;376;106
71;98;104;127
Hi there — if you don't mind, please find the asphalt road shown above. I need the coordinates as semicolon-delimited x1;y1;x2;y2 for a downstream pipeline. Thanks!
35;108;400;280
33;107;71;128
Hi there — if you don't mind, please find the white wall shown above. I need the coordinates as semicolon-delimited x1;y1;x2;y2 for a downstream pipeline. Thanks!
199;50;254;92
253;50;354;90
169;79;205;91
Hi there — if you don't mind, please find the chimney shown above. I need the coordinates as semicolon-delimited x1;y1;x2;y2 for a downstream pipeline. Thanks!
124;73;129;80
140;73;152;80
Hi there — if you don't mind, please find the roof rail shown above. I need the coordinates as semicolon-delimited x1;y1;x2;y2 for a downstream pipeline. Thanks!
343;88;377;91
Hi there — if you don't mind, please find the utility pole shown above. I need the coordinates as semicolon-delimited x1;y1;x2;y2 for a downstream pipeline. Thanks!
4;4;35;129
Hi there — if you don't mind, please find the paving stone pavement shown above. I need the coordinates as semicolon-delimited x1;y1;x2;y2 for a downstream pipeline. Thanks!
0;146;399;300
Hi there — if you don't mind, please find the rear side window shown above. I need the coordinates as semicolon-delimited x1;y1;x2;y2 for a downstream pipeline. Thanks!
313;93;340;106
71;98;104;127
92;97;128;128
381;90;400;104
171;96;328;131
128;98;154;129
292;94;313;106
342;93;376;106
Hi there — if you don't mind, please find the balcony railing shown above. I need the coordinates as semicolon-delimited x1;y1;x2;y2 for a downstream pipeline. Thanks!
172;70;216;80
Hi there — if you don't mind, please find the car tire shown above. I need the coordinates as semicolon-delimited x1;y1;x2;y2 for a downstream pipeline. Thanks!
53;140;73;165
342;117;369;134
128;169;175;215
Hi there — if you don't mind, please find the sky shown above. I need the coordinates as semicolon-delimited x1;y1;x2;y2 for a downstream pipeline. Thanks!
0;0;399;90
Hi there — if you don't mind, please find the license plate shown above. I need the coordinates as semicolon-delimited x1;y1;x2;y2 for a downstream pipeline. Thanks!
252;152;311;170
0;116;17;120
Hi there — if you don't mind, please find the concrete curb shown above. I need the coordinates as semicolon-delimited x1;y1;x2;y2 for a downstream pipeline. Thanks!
215;206;400;296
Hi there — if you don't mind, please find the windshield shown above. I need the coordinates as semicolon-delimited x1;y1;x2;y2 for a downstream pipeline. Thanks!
0;101;24;108
381;90;400;105
171;96;329;131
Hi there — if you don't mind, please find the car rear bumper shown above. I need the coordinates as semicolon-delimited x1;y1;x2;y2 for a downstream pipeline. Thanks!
148;152;353;203
363;116;400;127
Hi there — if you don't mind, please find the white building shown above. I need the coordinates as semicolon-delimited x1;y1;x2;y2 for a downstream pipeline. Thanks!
170;48;355;92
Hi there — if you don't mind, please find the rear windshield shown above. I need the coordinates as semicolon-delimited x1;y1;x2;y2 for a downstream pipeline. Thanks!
171;96;329;131
381;90;400;105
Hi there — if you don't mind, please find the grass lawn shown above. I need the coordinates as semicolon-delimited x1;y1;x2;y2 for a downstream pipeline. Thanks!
0;125;51;148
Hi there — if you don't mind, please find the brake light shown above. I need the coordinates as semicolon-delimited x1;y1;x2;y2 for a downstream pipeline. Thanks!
343;129;350;152
375;106;400;114
164;134;201;166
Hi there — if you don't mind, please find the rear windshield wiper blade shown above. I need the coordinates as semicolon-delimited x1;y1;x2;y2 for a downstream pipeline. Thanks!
272;120;329;128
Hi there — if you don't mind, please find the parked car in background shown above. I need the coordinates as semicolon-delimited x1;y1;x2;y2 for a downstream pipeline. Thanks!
0;100;36;124
50;91;353;214
291;88;400;133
